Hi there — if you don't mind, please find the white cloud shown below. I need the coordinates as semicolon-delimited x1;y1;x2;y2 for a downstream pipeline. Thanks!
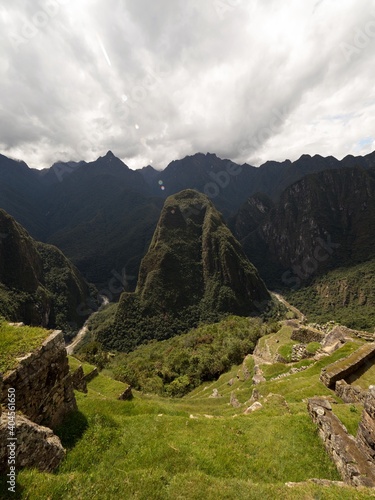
0;0;375;170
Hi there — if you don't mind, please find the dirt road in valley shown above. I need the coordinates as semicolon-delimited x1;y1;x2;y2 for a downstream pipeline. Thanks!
272;292;306;321
66;296;109;355
66;325;88;355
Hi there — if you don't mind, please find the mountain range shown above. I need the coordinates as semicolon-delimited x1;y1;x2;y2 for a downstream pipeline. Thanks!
1;149;375;295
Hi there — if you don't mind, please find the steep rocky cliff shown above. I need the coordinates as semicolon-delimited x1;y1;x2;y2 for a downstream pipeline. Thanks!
0;209;96;330
237;167;375;286
97;190;272;351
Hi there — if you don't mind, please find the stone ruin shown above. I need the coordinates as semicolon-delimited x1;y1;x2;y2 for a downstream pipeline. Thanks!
0;331;76;473
308;342;375;487
308;390;375;487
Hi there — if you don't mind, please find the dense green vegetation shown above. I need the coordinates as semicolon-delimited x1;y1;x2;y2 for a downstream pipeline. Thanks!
5;150;371;289
99;316;278;397
286;259;375;331
1;153;375;498
0;209;97;333
0;318;50;373
91;190;276;352
36;243;98;336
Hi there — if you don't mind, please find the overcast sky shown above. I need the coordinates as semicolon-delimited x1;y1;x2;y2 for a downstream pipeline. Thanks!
1;0;375;170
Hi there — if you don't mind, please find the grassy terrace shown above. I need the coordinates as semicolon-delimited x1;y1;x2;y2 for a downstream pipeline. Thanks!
321;342;375;388
8;340;375;499
68;355;97;376
347;362;375;389
0;319;51;374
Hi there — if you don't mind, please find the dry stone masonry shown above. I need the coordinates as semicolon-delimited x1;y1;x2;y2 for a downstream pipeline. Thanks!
0;330;79;473
0;413;65;473
0;375;66;473
308;397;375;487
290;326;324;344
335;380;368;404
1;330;77;429
71;365;88;393
357;386;375;463
320;342;375;389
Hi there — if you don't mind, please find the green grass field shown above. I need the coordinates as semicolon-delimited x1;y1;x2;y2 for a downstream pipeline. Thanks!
68;356;98;377
7;340;375;500
0;319;51;373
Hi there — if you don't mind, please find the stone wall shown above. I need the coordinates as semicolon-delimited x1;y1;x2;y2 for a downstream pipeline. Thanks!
291;327;324;344
0;413;65;473
71;366;88;393
307;397;375;487
357;386;375;462
84;367;98;383
320;342;375;389
1;330;77;430
291;344;311;362
335;380;368;404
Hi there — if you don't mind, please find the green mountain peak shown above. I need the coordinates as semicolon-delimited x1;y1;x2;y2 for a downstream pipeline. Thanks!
98;190;271;351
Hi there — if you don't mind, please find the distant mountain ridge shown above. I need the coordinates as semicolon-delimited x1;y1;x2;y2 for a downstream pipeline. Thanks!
1;149;375;288
142;151;375;215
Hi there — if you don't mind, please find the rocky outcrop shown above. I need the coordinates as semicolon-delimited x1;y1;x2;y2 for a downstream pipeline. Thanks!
320;343;375;389
71;366;88;393
209;389;221;399
230;392;241;408
252;365;266;385
99;190;272;352
0;414;65;473
335;380;367;404
118;385;133;401
136;190;271;316
1;331;77;429
240;166;375;286
244;402;263;414
308;397;375;487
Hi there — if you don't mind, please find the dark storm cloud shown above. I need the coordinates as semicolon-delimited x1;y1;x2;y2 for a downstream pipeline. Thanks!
0;0;374;170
